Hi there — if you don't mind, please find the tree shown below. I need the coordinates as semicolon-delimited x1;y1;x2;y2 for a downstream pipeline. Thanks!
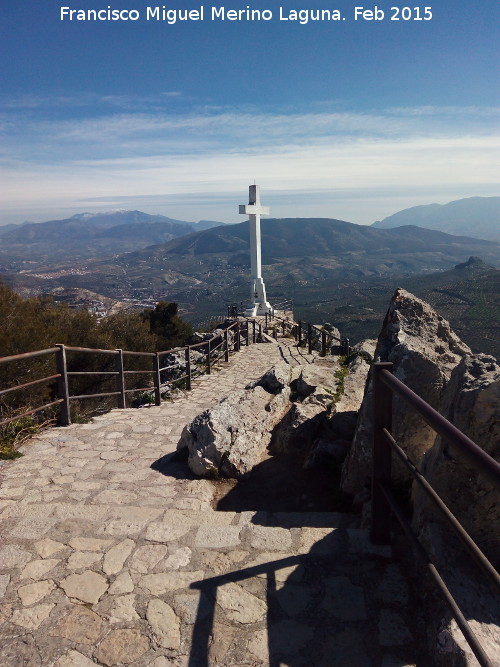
141;301;192;350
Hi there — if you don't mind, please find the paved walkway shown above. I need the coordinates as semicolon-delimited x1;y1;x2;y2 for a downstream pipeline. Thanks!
0;340;426;666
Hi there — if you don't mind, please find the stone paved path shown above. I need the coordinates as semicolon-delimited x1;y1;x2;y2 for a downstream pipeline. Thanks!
0;339;427;666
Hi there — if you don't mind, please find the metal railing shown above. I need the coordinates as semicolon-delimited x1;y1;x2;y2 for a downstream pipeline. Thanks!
371;361;500;667
0;320;260;428
263;311;350;357
227;297;293;319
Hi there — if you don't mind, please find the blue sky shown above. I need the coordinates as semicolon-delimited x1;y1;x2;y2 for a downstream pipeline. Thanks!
1;0;498;225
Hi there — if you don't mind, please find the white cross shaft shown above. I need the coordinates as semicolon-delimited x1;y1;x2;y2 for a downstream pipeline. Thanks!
239;184;272;316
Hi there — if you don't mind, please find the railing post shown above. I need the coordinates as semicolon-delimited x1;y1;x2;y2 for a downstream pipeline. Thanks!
298;321;302;346
115;349;126;409
206;339;211;375
321;329;327;357
343;338;350;356
252;320;256;344
55;344;71;426
185;346;192;390
371;362;394;545
259;322;262;340
153;353;161;405
235;322;240;351
307;323;312;354
224;329;229;362
245;321;250;346
265;313;268;328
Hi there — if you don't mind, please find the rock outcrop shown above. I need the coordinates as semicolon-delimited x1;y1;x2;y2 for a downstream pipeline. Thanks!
413;353;500;566
177;363;291;477
341;289;471;496
271;361;339;456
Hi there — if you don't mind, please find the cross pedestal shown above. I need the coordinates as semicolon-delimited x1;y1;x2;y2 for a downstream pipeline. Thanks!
239;184;272;317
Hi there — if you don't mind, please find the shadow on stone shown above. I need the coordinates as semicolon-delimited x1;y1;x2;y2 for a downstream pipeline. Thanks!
187;532;429;667
150;449;199;480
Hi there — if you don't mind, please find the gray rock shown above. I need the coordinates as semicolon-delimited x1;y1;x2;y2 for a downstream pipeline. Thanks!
60;571;108;604
178;364;291;477
50;605;103;644
245;362;291;394
342;288;470;496
95;628;149;665
413;354;500;566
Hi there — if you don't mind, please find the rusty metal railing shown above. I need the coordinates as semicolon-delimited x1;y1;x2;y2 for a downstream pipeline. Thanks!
371;361;500;667
0;319;255;429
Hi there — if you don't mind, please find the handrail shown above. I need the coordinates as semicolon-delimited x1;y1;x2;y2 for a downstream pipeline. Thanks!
0;347;59;364
0;319;251;430
371;361;499;667
378;368;500;486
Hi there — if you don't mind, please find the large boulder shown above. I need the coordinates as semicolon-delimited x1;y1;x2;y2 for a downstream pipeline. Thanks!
341;289;470;496
177;363;291;477
413;353;500;566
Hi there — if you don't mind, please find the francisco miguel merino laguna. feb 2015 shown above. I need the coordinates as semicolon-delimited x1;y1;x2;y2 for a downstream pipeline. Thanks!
59;5;434;23
59;5;344;22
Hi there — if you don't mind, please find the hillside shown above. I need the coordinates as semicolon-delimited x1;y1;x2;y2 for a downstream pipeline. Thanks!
372;196;500;241
0;210;226;260
296;257;499;359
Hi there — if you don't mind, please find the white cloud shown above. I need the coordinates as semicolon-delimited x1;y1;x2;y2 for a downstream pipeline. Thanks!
0;105;498;225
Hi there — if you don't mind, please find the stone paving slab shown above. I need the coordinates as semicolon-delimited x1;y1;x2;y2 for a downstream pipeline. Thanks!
0;339;427;666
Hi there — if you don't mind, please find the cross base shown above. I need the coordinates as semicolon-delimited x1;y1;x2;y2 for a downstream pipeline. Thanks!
244;301;273;317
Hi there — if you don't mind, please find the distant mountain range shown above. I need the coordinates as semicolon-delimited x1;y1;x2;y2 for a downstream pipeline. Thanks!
372;197;499;241
0;210;226;260
124;217;500;270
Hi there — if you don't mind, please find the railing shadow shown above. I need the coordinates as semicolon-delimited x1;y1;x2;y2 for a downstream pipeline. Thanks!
187;532;349;667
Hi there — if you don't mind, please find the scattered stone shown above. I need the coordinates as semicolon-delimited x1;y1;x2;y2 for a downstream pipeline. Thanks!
298;527;344;555
9;516;56;539
95;628;149;665
54;650;97;667
67;551;102;569
92;490;138;504
11;603;55;629
103;538;135;575
0;634;42;666
18;579;55;605
209;623;236;663
248;525;292;551
194;525;242;549
217;582;266;623
0;573;11;598
20;558;59;580
130;544;168;573
108;570;134;594
162;546;192;570
109;593;140;622
35;537;66;558
247;629;269;663
140;571;204;595
379;609;414;646
172;592;210;625
60;570;108;604
0;544;33;569
145;522;191;543
147;598;181;649
50;605;103;644
69;537;112;552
